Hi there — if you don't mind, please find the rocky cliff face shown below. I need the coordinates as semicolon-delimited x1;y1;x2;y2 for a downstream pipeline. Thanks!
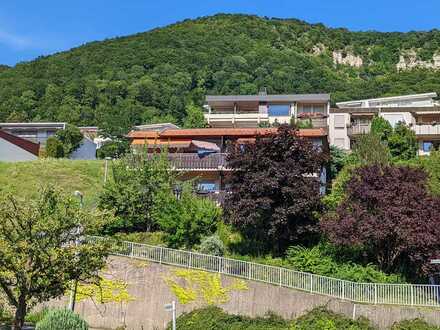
397;50;440;70
332;51;363;68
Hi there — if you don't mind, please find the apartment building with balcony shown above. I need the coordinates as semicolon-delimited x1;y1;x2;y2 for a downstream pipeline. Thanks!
328;92;440;155
127;127;328;203
204;93;330;129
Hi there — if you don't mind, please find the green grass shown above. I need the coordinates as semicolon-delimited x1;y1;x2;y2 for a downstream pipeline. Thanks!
0;159;105;209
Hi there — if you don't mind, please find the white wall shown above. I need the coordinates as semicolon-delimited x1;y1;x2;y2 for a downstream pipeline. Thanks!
0;138;38;162
328;113;350;150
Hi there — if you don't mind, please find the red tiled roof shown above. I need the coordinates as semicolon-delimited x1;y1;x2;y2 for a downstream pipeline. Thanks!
0;130;40;156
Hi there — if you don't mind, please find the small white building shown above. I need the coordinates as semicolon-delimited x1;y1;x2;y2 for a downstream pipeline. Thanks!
328;92;440;155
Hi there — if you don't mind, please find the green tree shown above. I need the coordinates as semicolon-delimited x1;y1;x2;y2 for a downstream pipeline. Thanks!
370;116;393;142
0;188;109;329
388;123;418;161
352;133;390;166
54;124;84;156
153;185;222;248
183;102;207;128
45;136;65;158
98;151;175;234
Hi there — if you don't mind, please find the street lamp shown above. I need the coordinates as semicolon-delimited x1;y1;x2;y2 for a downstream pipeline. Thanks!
164;301;176;330
69;191;84;311
104;157;112;184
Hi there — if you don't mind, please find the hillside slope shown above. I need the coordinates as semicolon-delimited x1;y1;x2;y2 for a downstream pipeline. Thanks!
1;14;440;134
0;159;104;209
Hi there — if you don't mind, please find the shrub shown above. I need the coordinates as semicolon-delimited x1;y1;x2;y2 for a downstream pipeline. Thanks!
198;235;226;256
291;307;375;330
36;309;88;330
45;137;64;158
113;231;166;246
168;306;290;330
54;124;84;156
154;185;222;249
391;319;440;330
96;140;129;159
26;308;49;325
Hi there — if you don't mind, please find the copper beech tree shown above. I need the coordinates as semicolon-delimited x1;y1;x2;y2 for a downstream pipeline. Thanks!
224;125;327;254
321;165;440;279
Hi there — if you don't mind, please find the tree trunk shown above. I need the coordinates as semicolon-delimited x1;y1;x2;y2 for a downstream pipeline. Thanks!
12;295;26;330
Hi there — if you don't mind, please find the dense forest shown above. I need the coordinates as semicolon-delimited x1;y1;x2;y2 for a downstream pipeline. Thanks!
1;14;440;135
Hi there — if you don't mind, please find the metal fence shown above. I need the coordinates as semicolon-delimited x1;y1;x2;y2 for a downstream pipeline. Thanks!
88;236;440;308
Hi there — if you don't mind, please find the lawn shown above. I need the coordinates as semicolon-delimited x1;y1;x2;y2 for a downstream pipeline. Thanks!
0;159;106;209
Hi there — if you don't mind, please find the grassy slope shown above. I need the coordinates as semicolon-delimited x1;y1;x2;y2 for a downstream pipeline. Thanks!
0;159;105;209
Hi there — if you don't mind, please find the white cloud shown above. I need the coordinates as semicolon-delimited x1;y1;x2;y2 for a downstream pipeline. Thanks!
0;29;33;49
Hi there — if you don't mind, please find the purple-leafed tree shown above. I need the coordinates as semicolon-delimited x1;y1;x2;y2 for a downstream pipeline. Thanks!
224;125;327;255
321;164;440;279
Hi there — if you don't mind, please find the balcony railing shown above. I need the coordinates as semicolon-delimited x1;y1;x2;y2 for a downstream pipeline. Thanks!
347;125;371;136
196;190;229;205
147;153;229;171
413;124;440;136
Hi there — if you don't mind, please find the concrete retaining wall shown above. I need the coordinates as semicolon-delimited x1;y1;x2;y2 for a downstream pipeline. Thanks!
46;256;440;330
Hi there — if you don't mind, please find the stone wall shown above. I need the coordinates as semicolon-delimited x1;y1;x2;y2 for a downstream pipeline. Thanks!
46;256;440;330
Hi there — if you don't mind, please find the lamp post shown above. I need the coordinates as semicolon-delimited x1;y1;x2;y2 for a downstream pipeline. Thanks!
164;301;176;330
69;191;83;311
104;157;112;184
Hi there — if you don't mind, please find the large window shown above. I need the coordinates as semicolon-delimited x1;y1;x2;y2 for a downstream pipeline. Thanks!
268;104;290;117
197;181;218;193
334;115;346;129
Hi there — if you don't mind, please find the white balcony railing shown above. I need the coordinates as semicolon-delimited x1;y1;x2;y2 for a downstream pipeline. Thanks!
413;124;440;136
205;112;269;125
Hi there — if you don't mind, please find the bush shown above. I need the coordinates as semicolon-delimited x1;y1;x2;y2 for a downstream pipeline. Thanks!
55;124;84;156
168;306;290;330
113;231;166;246
285;245;403;283
154;185;222;249
36;309;88;330
96;140;129;159
291;307;375;330
26;308;49;325
45;137;64;158
198;235;226;256
391;319;440;330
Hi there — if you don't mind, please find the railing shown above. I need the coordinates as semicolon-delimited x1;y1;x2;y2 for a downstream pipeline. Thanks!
413;124;440;136
347;125;371;136
146;153;229;171
196;190;229;205
88;236;440;308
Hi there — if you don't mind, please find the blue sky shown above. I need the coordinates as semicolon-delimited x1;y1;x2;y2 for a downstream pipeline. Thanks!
1;0;439;66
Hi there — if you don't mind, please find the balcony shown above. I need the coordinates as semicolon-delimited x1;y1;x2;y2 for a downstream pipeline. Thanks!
204;110;269;127
347;125;371;136
147;153;229;171
413;124;440;136
296;117;328;129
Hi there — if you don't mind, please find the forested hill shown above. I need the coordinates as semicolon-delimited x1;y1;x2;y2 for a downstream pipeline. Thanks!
1;14;440;134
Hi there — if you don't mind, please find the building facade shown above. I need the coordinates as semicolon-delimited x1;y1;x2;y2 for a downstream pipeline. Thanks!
204;93;330;129
128;127;328;203
328;92;440;154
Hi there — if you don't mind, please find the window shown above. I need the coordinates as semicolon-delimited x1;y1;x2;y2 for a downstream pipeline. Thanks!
334;115;345;129
298;104;326;115
423;141;433;153
268;104;290;116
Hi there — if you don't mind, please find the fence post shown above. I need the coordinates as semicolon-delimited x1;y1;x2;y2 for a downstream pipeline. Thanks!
310;274;313;293
411;285;414;306
279;268;282;287
159;247;163;264
248;264;251;280
130;242;134;258
374;283;378;304
188;252;192;269
342;281;345;300
218;256;222;273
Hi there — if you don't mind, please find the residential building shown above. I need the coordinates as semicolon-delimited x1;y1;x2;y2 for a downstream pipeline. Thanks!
128;127;328;203
0;122;66;145
328;92;440;154
204;92;330;129
0;130;40;162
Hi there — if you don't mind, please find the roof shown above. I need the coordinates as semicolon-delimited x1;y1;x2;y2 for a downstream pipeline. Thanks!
331;106;440;114
0;122;66;130
336;92;437;108
206;94;330;103
0;130;40;156
128;127;327;139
